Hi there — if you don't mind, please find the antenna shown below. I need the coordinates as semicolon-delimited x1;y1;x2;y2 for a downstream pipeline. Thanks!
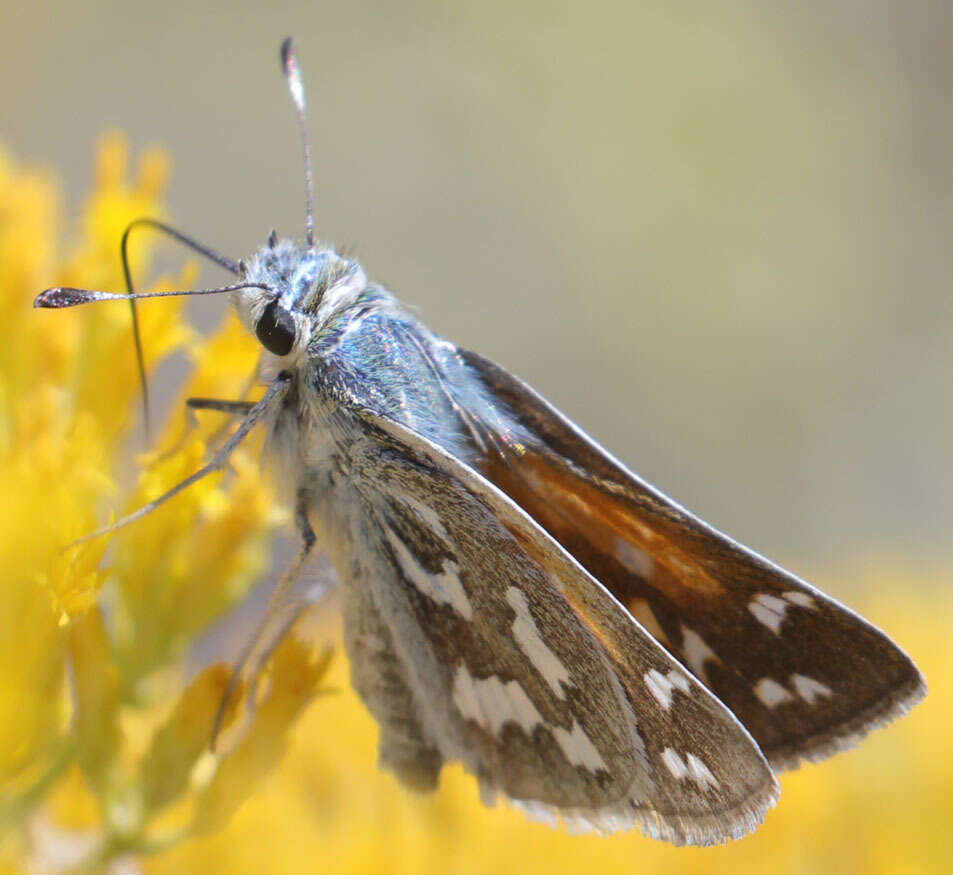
281;37;315;250
34;281;275;309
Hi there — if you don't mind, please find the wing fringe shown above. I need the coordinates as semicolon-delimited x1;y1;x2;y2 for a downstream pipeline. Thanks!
766;670;926;772
508;768;780;846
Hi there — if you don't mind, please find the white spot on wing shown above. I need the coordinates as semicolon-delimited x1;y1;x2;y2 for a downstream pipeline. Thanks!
791;673;832;704
614;539;654;577
645;669;674;709
662;748;719;790
506;588;571;697
783;591;816;609
645;669;692;710
661;747;688;780
687;754;719;789
680;625;719;684
552;720;608;773
754;677;795;708
385;530;472;620
667;671;691;694
452;665;542;737
400;493;451;541
749;593;789;634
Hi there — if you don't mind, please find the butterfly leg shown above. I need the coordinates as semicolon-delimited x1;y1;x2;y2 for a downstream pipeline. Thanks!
68;371;291;548
153;360;263;465
145;397;254;467
185;358;262;417
184;360;263;449
210;498;326;750
185;398;256;415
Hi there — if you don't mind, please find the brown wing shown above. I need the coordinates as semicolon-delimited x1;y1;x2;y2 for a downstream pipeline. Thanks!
343;408;777;845
460;350;924;770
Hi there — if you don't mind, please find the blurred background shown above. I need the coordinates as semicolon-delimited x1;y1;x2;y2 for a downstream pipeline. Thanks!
1;2;952;872
3;0;952;574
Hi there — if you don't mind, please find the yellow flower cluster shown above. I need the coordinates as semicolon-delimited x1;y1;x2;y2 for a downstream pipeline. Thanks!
0;137;329;871
141;577;949;875
0;139;948;874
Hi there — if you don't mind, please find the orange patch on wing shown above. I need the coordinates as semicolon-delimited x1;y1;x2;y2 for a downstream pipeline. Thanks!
626;598;669;647
479;452;724;605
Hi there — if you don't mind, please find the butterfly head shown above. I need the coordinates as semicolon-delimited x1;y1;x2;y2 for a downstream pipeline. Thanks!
234;234;367;362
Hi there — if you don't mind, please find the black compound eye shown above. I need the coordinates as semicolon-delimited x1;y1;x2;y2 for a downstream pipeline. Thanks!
255;299;296;356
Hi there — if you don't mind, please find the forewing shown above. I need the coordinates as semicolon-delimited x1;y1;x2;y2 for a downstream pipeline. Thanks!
458;350;925;770
342;407;778;845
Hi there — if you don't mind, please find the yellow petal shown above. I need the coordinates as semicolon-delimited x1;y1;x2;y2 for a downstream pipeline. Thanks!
188;641;331;838
137;665;242;820
67;608;121;801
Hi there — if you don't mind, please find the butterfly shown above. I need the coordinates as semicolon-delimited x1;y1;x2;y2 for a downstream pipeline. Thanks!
34;38;924;846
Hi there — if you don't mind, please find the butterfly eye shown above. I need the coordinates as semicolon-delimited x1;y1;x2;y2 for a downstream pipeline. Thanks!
255;299;296;356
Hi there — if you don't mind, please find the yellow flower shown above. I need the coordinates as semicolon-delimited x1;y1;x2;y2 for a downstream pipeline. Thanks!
0;138;329;871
